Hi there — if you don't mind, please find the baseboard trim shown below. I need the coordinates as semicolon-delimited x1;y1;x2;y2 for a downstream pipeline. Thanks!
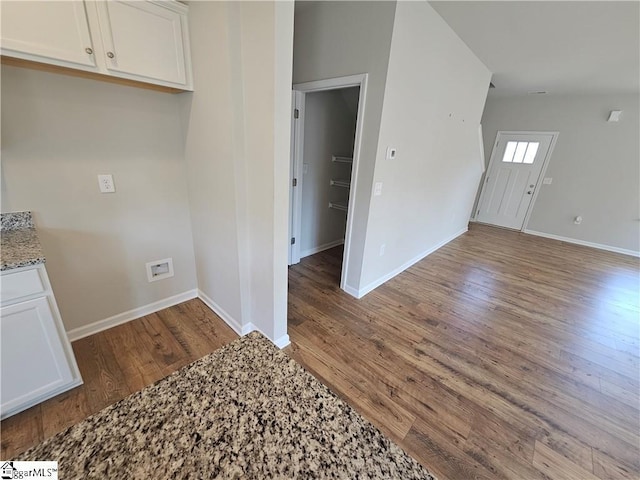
68;288;291;350
355;227;469;299
197;289;248;336
236;321;290;349
523;229;640;257
67;289;198;341
342;283;360;299
300;239;344;259
273;333;291;349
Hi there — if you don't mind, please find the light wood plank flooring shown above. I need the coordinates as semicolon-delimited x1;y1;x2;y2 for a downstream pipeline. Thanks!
287;224;639;480
2;224;638;480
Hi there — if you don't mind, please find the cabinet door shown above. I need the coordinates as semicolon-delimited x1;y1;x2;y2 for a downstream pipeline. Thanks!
0;297;75;416
95;1;189;87
0;1;97;69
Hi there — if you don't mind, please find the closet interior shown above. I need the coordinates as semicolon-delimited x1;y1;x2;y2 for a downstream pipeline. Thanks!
299;86;359;281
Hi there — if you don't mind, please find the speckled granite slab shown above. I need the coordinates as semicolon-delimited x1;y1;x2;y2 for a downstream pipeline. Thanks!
1;211;34;231
1;212;45;271
17;332;436;479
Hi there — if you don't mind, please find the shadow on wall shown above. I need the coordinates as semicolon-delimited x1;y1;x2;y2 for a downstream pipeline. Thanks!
36;227;135;332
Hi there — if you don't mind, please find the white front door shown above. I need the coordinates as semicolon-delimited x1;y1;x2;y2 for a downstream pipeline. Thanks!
476;132;555;230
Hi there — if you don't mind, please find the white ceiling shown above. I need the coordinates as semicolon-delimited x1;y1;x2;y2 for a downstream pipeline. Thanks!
429;1;640;97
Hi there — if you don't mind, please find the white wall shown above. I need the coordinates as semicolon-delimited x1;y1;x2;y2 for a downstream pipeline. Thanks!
357;1;491;293
301;88;357;256
180;2;244;326
293;1;397;290
1;65;197;331
182;1;294;345
293;1;491;295
480;94;640;254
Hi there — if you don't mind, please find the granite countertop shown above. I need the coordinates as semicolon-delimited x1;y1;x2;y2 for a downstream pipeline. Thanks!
1;212;46;272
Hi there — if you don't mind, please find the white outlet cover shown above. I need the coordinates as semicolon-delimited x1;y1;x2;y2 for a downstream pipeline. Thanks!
542;177;553;185
98;174;115;193
374;182;383;196
146;258;174;282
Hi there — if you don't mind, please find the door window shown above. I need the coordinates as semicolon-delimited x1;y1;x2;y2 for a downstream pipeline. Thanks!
502;141;539;164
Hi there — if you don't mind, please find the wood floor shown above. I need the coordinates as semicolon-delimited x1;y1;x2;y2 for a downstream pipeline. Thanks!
2;224;638;480
287;224;640;480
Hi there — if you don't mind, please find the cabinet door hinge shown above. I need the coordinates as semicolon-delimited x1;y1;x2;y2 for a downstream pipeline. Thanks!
292;178;297;187
294;108;299;119
291;237;296;245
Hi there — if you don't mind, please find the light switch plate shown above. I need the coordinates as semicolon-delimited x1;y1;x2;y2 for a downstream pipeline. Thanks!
542;177;553;185
374;182;383;196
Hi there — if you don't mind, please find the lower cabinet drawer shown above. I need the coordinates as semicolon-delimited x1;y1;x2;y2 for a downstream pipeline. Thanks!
1;267;45;303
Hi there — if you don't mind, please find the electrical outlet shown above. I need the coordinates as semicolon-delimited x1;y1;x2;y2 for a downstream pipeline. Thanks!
374;182;383;196
146;258;174;282
98;174;115;193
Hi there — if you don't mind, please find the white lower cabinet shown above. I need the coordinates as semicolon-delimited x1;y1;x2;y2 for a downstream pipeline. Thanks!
0;266;82;420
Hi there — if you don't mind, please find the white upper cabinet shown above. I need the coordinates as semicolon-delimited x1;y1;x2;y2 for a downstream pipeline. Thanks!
1;1;97;69
0;0;193;91
95;1;189;87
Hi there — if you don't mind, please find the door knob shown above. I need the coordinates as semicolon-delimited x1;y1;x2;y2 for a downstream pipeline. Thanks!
107;51;115;59
527;191;533;194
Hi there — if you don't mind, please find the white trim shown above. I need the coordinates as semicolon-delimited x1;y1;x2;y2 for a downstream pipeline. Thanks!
521;132;559;231
65;288;293;349
353;227;469;299
293;74;365;92
66;289;198;341
289;90;305;265
478;124;486;173
300;239;345;259
242;322;291;350
198;295;290;348
292;73;368;297
342;284;360;298
197;289;248;336
523;229;640;257
273;334;291;349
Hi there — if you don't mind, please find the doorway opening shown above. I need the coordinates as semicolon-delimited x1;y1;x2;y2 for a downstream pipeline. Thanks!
289;74;367;291
475;131;559;231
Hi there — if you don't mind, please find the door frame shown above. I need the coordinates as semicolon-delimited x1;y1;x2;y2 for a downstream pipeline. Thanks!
475;130;559;231
289;73;368;293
